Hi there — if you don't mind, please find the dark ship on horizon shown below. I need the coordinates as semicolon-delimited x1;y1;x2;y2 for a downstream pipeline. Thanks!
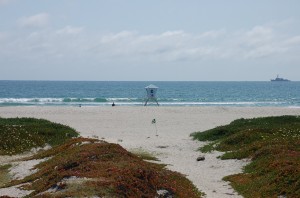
271;75;290;82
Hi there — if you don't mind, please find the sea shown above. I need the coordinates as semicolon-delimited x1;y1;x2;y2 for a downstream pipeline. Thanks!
0;81;300;107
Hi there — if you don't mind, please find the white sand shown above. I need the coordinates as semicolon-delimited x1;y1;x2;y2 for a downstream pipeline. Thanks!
0;148;50;197
0;106;299;197
9;158;48;180
0;184;33;197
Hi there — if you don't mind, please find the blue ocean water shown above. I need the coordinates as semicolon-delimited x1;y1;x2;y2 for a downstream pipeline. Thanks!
0;81;299;107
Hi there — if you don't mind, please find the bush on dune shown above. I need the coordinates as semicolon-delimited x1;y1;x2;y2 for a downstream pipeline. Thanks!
0;118;203;197
8;138;203;197
0;117;79;155
191;115;300;198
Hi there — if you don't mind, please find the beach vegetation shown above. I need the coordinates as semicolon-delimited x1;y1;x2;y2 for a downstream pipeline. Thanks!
197;142;217;153
5;137;204;197
0;164;12;187
130;148;160;161
0;117;79;155
191;115;300;198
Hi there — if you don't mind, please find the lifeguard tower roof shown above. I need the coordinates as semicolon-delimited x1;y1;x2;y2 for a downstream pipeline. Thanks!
145;84;158;89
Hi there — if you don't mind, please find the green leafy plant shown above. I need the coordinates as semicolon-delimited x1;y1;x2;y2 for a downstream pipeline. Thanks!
6;138;203;197
0;164;12;187
130;148;159;161
0;117;79;155
191;115;300;198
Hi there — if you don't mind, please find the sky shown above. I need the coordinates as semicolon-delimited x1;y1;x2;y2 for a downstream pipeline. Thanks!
0;0;300;81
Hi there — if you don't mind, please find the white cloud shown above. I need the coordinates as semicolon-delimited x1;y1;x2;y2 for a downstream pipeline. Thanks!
244;45;287;59
225;25;294;59
91;30;237;61
56;26;84;35
284;35;300;46
161;30;186;37
1;23;300;64
198;30;226;39
100;31;137;43
243;26;274;46
18;13;49;28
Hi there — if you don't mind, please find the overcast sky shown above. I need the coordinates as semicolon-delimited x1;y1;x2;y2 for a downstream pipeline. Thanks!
0;0;300;81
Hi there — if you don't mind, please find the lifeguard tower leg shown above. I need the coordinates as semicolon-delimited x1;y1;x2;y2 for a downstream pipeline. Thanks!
155;99;159;106
144;99;149;106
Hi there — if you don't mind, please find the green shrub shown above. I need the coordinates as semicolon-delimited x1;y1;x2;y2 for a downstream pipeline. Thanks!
0;117;79;155
191;115;300;198
0;164;12;187
7;138;204;197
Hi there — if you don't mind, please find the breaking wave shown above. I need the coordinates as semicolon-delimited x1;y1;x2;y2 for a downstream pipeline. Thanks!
0;97;294;107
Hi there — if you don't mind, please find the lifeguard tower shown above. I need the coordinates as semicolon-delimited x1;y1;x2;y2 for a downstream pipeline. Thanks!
144;84;159;106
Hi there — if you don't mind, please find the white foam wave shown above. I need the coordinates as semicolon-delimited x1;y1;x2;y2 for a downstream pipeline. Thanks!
0;98;295;107
106;98;137;101
0;98;64;103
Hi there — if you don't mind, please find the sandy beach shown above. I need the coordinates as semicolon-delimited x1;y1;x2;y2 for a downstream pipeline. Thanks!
0;106;299;197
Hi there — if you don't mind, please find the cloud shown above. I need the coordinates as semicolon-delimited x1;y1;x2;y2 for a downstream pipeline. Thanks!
243;26;274;46
91;27;300;62
55;26;84;35
100;31;137;43
90;30;234;61
284;35;300;46
197;30;226;39
244;45;287;59
18;13;49;28
94;30;198;61
219;25;293;59
1;23;300;64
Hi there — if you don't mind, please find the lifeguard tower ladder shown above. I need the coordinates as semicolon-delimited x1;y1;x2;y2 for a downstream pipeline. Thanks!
144;84;159;106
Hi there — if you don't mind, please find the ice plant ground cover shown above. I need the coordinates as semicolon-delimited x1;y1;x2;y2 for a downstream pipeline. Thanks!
0;117;79;155
0;164;12;187
5;137;203;197
0;118;203;197
191;115;300;198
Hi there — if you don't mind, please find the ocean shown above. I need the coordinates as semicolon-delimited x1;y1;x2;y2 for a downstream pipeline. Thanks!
0;81;299;107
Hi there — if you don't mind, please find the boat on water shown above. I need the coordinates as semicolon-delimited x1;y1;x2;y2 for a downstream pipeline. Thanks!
271;75;290;82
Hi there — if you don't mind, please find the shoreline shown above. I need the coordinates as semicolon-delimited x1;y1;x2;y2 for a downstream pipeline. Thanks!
1;104;300;108
0;106;299;197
